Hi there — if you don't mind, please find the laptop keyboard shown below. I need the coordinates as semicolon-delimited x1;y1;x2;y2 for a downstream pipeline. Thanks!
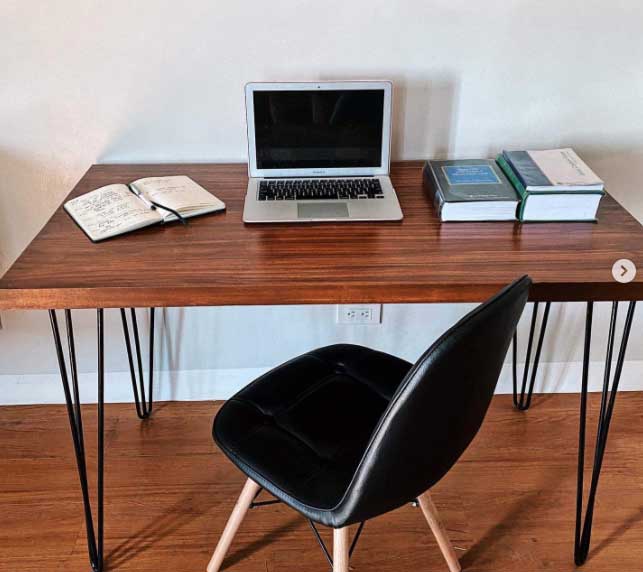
258;178;384;201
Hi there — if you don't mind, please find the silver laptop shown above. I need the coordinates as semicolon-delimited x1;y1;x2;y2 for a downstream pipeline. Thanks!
243;81;403;223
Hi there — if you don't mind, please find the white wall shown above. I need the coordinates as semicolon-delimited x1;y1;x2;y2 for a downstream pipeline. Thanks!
1;0;642;403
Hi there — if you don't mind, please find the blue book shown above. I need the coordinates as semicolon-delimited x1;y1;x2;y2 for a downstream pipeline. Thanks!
423;159;519;221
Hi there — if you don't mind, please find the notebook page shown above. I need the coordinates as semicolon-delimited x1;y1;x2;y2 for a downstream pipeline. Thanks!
64;184;161;241
130;176;225;218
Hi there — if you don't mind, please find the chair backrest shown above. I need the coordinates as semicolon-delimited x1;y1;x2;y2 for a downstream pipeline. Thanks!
334;276;531;526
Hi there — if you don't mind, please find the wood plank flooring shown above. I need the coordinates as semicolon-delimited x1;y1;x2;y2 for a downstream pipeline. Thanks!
1;393;642;572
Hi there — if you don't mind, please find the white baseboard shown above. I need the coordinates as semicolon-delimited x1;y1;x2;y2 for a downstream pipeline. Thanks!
495;359;643;395
0;360;642;406
0;367;269;406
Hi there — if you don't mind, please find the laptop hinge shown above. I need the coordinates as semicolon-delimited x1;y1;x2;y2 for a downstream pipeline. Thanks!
263;175;376;179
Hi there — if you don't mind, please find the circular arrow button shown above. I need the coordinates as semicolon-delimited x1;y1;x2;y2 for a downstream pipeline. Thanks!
612;259;636;283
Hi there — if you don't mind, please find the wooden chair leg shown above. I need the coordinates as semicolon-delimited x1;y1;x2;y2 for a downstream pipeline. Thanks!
417;492;461;572
333;527;350;572
207;478;261;572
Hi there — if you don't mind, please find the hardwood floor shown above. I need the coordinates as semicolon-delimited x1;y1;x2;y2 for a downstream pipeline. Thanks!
1;393;642;572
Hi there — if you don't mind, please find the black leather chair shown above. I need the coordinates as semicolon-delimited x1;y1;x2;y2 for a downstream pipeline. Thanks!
207;276;531;572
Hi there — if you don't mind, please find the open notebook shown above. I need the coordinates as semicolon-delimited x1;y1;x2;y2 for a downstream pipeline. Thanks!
64;176;226;242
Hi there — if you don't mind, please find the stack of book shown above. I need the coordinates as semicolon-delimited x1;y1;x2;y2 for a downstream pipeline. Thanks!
497;148;605;222
423;148;605;222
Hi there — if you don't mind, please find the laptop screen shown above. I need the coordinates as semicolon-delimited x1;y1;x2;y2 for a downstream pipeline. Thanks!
252;89;385;170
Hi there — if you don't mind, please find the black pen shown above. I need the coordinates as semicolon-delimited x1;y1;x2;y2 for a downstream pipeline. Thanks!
129;186;188;226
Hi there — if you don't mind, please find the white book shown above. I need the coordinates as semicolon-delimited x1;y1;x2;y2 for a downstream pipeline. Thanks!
521;194;604;222
64;175;226;242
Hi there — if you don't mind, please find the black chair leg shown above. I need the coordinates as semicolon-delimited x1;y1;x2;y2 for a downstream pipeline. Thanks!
512;301;551;410
120;308;155;420
574;300;636;565
49;309;105;572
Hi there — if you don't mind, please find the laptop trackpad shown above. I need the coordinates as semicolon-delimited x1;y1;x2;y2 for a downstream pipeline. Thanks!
298;203;349;219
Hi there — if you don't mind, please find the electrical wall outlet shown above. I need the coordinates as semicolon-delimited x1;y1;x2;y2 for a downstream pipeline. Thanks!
336;304;382;325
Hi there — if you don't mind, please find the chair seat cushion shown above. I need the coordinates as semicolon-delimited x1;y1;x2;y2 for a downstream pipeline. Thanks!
213;344;412;525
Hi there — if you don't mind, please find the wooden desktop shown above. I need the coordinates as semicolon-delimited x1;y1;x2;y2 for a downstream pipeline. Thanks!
1;161;641;310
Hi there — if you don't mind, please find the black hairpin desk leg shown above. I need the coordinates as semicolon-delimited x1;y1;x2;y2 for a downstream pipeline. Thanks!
49;309;105;572
120;308;155;420
575;300;636;565
512;301;551;410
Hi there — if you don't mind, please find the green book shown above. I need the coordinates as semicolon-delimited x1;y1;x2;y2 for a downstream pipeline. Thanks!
496;155;528;219
496;155;603;222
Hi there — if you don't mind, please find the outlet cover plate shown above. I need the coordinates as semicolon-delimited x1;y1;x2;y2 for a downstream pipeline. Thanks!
336;304;382;325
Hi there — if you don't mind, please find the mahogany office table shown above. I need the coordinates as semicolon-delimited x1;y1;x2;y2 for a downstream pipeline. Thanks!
1;161;642;571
